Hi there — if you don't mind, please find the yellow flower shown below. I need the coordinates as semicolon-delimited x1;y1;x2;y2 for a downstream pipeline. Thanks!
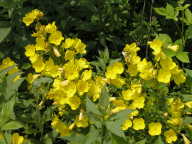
62;38;74;49
137;58;149;72
63;60;79;80
87;80;102;101
127;64;138;76
29;53;39;63
122;89;134;101
123;42;140;53
105;62;124;79
22;9;44;26
0;57;20;75
111;99;127;114
130;96;145;109
11;133;24;144
77;80;90;96
42;58;61;78
35;37;47;51
73;38;86;54
68;95;81;110
169;98;184;117
51;117;71;136
81;69;92;81
121;119;132;130
25;44;36;57
75;58;90;70
109;77;125;88
131;83;142;93
45;21;57;33
173;70;186;85
148;39;163;55
136;58;156;80
62;81;77;97
65;50;76;60
32;24;46;37
112;62;124;74
164;129;177;144
49;31;64;46
148;122;162;136
160;57;176;70
32;56;45;73
128;110;139;119
139;68;156;80
133;118;145;130
157;69;171;83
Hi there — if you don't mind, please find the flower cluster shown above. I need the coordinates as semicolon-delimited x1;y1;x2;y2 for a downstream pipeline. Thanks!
0;9;189;144
23;9;107;136
104;40;189;143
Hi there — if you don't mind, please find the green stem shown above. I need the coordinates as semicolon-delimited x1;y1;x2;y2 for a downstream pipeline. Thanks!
146;0;154;58
3;133;8;144
181;10;185;48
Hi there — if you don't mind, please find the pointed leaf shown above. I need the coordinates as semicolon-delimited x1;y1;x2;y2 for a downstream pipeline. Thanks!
154;136;164;144
86;97;102;116
185;26;192;40
1;121;23;130
176;52;190;63
0;27;11;43
135;139;146;144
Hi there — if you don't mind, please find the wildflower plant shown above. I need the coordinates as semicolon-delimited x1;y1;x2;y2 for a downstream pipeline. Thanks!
0;8;191;144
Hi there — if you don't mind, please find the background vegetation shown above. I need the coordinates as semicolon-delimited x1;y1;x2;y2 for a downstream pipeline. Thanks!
0;0;192;144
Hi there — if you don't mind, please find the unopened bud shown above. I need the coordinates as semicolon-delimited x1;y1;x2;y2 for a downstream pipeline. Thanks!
53;48;61;57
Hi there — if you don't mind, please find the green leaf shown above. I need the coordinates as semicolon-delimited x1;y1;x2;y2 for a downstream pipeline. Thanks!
0;27;11;43
0;132;11;144
1;121;23;130
43;134;52;144
32;77;53;87
184;68;192;78
183;117;192;124
183;9;192;25
0;140;6;144
5;72;24;100
98;87;110;112
111;134;127;144
105;120;125;138
182;94;192;101
61;132;86;144
154;4;178;21
176;4;190;11
105;109;132;138
176;52;190;63
110;109;132;121
164;49;176;57
85;126;99;144
0;97;15;127
174;39;183;51
156;34;172;45
154;7;167;17
0;66;15;77
86;97;102;116
165;4;178;20
154;136;164;144
185;26;192;40
135;139;146;144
